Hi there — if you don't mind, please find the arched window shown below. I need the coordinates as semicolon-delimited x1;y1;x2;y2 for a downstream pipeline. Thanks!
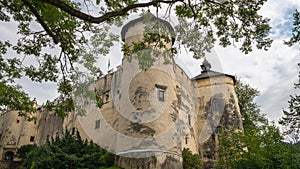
4;151;14;161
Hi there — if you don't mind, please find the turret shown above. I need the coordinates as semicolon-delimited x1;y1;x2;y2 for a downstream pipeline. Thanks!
193;58;243;168
121;12;175;49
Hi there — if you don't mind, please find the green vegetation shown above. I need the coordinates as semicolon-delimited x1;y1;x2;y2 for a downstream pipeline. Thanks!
217;79;300;169
279;65;300;143
182;148;202;169
16;130;122;169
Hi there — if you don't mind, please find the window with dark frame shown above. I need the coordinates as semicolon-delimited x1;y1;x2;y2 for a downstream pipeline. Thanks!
95;119;100;129
155;84;167;102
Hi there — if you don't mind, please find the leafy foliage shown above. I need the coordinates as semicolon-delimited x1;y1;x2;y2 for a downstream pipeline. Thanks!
279;63;300;143
0;0;272;117
18;130;121;169
284;9;300;47
217;80;300;169
280;10;300;144
235;79;268;129
182;148;202;169
217;123;300;169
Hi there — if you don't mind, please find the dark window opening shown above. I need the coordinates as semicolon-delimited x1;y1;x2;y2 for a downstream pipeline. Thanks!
185;136;188;144
95;120;100;129
71;127;76;135
34;121;36;124
216;126;221;134
4;151;14;161
105;93;109;101
16;119;19;123
188;114;191;126
30;136;35;142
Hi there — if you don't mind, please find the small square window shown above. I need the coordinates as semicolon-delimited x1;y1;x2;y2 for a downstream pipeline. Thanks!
16;120;19;123
95;120;100;129
30;136;35;142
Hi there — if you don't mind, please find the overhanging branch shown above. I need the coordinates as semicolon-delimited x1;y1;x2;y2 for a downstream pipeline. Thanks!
41;0;183;24
21;0;59;44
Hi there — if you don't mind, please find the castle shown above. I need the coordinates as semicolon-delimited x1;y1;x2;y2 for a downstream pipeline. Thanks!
0;14;243;169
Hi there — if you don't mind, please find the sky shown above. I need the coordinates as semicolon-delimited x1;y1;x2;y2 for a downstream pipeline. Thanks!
0;0;299;123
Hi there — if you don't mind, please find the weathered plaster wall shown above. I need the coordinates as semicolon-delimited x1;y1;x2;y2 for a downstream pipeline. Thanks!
194;75;243;168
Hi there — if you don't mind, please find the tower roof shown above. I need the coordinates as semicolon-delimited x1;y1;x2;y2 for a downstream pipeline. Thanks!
193;58;236;84
121;13;175;44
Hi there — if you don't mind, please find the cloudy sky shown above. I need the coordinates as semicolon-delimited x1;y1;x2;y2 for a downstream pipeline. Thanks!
1;0;299;123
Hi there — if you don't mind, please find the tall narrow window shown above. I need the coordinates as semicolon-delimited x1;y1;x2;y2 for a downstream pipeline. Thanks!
95;119;100;129
71;127;76;135
188;114;191;126
158;90;165;101
212;99;219;112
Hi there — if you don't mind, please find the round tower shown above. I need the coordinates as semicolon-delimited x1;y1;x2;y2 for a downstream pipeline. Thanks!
192;58;243;168
73;13;202;169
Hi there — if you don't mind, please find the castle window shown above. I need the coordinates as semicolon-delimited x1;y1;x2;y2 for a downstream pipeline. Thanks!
155;84;167;102
212;99;219;112
4;151;14;161
71;127;76;135
30;136;35;142
185;136;188;144
105;93;109;101
188;114;191;126
158;90;165;101
16;119;19;123
95;119;100;129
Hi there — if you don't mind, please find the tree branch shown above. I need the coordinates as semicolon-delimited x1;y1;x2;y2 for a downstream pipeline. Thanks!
21;0;59;44
40;0;183;24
